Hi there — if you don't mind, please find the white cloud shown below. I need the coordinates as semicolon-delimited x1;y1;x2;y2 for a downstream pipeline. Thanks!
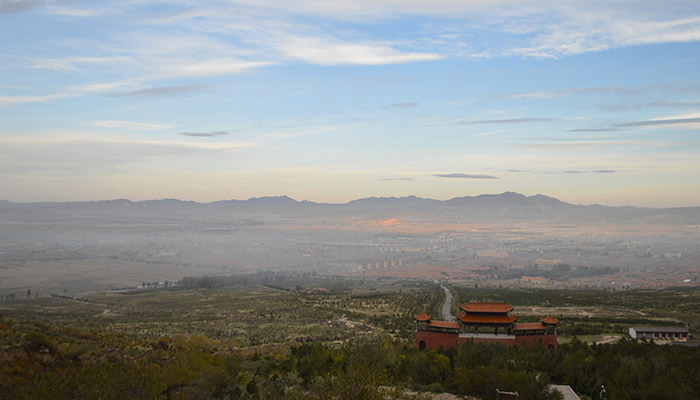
30;56;132;72
69;81;135;93
620;112;700;130
275;35;442;65
158;58;273;79
90;120;177;130
0;93;74;106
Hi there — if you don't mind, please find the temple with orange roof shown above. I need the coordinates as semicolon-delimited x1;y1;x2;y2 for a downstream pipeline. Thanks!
415;301;559;350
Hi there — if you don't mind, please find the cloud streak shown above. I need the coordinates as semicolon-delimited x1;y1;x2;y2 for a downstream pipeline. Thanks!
472;129;514;137
90;120;176;130
180;131;230;137
464;117;554;125
434;173;499;179
275;35;442;66
617;116;700;127
106;84;210;98
0;93;74;106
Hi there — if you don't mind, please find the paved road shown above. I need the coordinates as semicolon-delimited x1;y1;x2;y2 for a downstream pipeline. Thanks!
440;284;455;322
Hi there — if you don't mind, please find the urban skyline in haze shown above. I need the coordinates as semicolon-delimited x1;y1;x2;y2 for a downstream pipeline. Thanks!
1;1;700;207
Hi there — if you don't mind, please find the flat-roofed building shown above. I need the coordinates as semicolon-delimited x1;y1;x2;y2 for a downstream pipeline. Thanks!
629;326;689;340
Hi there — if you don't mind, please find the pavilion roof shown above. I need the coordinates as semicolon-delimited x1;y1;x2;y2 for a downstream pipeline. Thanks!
459;302;514;313
458;313;516;324
427;320;461;329
513;322;546;331
414;311;431;322
541;314;559;325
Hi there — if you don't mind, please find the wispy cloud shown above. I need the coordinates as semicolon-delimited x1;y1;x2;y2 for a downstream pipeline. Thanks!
90;120;176;130
593;100;700;112
389;102;419;108
506;86;636;99
567;128;629;133
506;11;700;58
517;140;670;151
434;173;499;179
30;56;132;73
472;129;514;137
617;116;700;127
558;169;622;174
464;117;554;125
180;131;230;137
275;35;442;66
106;84;210;98
0;93;74;106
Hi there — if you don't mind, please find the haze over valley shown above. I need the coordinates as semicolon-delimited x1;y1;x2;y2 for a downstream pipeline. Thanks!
2;192;698;295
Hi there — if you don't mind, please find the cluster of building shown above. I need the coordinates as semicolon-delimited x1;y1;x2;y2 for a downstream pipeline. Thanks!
414;301;558;350
415;301;692;351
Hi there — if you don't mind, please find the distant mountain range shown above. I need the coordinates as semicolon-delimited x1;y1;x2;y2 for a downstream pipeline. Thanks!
1;192;699;225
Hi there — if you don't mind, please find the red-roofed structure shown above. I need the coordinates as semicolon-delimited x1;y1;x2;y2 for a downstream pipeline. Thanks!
416;300;559;350
513;322;546;331
428;321;461;329
414;312;431;322
458;313;517;325
459;302;513;313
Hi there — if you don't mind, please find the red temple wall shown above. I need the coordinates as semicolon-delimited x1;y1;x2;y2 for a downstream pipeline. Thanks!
416;332;557;350
416;331;459;351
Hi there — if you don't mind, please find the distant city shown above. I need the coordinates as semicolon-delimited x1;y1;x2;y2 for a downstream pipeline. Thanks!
1;192;698;295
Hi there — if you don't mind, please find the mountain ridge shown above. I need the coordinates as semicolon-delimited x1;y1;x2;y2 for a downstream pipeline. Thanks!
1;192;698;225
0;192;681;209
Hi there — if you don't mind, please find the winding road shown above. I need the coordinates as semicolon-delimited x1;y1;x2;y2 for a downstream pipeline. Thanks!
440;283;455;322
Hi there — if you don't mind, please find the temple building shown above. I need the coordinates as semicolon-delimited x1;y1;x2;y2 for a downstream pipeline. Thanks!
415;301;558;350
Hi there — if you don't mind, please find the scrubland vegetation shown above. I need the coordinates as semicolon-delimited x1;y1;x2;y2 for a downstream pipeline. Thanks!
1;275;699;399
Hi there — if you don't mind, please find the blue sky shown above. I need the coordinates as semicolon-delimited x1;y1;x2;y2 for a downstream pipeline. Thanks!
1;0;700;207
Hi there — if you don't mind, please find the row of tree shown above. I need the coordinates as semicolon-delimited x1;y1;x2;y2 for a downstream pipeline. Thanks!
4;316;699;400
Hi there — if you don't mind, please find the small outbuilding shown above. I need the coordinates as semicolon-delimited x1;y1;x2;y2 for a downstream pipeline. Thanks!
628;326;689;340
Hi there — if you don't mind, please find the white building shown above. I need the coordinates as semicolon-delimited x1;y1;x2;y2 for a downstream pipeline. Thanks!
628;326;689;340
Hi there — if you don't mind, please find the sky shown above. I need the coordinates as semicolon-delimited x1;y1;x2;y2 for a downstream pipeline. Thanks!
1;0;700;207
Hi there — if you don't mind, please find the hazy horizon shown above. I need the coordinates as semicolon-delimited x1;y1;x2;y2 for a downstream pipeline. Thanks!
2;190;699;209
2;1;700;208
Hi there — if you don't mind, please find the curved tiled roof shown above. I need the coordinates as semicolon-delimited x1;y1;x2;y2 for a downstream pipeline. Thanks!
459;302;514;313
414;311;431;322
513;322;546;331
427;320;461;329
458;313;516;324
541;314;559;325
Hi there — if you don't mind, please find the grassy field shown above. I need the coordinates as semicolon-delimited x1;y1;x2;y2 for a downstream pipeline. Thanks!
0;276;443;353
2;276;700;399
